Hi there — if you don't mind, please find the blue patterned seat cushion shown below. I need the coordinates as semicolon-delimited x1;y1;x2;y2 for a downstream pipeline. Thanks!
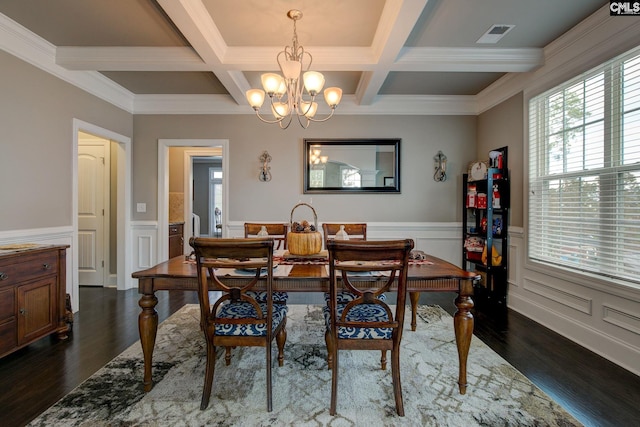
215;301;288;336
323;291;386;304
245;291;289;304
323;304;392;339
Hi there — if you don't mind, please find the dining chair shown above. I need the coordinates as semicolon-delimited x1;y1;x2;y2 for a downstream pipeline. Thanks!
189;237;288;412
244;222;290;305
244;222;289;249
324;239;414;416
322;223;367;247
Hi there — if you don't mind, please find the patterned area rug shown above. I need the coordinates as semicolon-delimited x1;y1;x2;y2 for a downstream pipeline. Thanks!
29;305;582;427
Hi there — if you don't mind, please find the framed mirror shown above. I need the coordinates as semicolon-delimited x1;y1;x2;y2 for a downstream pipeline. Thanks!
304;138;401;193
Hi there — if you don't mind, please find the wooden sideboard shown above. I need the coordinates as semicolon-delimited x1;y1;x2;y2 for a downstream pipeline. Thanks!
0;245;70;358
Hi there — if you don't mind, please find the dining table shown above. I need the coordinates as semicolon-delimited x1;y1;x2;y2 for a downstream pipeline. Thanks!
132;251;478;395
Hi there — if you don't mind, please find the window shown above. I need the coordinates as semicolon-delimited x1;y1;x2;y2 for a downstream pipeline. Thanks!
209;168;223;236
528;46;640;286
341;167;361;187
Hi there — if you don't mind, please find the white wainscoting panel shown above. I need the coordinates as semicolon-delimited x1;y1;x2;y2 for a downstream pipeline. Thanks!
522;277;593;315
131;221;158;275
602;304;640;336
508;228;640;376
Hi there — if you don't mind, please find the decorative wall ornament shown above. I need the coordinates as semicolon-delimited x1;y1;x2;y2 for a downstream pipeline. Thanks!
259;151;272;182
433;150;447;182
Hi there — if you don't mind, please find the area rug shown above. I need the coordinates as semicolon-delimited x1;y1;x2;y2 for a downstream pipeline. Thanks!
29;305;582;427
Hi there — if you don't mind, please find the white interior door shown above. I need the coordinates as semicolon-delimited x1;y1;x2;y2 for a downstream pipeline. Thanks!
78;143;106;286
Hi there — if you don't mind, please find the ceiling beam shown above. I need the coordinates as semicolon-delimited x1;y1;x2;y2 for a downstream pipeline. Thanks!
56;47;209;71
395;47;544;72
156;0;247;105
54;45;543;74
356;0;429;105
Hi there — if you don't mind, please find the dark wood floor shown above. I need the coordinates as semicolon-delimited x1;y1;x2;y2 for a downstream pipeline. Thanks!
1;287;638;427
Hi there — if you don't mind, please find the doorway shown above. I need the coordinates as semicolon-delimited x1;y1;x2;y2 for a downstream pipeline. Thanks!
157;139;229;261
72;119;131;312
192;156;223;238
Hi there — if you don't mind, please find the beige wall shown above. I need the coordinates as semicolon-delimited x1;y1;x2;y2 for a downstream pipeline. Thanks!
0;48;483;231
0;51;132;231
133;114;477;224
477;92;524;227
168;146;188;193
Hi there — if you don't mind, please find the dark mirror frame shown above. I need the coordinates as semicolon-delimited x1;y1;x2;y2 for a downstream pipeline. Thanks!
303;138;401;194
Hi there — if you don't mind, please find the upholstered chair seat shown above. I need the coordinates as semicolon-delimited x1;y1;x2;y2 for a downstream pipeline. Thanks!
323;291;386;305
322;303;392;339
246;291;289;304
216;301;288;336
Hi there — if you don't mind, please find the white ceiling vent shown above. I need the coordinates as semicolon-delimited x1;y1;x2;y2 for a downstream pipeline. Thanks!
476;24;515;44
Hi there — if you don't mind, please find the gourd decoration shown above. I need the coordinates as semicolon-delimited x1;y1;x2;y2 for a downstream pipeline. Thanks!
287;203;322;255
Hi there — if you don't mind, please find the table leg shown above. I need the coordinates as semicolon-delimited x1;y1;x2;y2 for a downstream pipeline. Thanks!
453;279;474;394
138;282;158;392
409;292;420;331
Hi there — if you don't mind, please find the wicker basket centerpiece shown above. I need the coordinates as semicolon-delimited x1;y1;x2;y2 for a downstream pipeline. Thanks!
287;202;322;256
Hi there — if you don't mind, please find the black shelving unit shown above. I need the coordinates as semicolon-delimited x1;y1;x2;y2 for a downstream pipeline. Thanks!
462;147;509;306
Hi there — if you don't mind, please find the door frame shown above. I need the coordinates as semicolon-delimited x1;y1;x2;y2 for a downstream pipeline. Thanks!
157;139;229;261
72;119;132;310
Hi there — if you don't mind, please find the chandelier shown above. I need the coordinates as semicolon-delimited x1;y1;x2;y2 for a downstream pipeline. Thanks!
245;9;343;129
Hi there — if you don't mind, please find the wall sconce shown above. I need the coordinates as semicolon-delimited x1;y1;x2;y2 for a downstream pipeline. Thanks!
259;150;272;182
433;150;447;182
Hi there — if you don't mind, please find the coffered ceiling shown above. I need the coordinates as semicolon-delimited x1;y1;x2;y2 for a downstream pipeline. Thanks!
0;0;607;115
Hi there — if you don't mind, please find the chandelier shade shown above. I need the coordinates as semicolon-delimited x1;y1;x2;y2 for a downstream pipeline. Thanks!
245;9;342;129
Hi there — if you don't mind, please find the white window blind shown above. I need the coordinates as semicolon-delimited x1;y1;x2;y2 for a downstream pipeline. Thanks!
528;46;640;286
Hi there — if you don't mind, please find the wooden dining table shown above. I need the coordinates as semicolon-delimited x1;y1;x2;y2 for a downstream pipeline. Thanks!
133;253;478;395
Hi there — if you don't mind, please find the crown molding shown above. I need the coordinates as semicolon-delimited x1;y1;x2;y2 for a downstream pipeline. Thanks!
396;47;543;72
133;93;477;115
0;13;134;112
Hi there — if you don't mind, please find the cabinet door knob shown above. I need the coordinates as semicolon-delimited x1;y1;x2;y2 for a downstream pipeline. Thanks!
42;263;51;270
0;272;7;280
19;308;26;315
